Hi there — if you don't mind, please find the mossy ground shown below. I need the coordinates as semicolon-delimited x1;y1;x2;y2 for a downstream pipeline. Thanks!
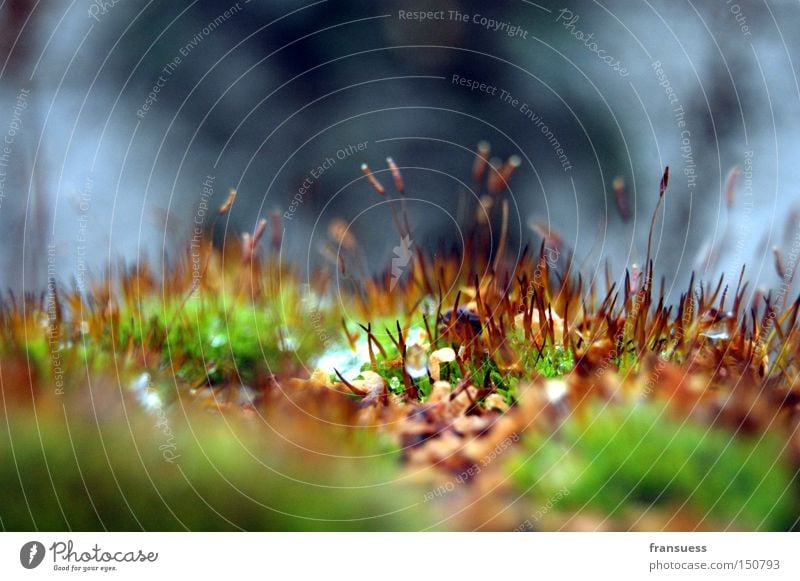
2;155;799;531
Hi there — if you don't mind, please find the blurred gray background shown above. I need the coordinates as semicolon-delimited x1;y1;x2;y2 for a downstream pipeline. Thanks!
1;0;799;300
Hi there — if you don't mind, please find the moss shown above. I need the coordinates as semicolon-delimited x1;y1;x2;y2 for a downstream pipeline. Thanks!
2;152;800;532
0;409;434;531
533;346;574;378
508;403;800;530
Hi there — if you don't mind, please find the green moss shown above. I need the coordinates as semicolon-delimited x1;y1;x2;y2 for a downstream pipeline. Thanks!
508;403;799;530
137;294;333;385
506;327;575;379
533;346;574;378
0;409;435;531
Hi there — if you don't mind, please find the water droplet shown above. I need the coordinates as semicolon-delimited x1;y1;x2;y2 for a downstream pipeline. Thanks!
545;380;568;403
701;328;730;342
141;392;162;410
404;344;428;379
405;326;427;346
420;296;437;316
314;341;370;381
129;372;151;394
278;327;298;351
